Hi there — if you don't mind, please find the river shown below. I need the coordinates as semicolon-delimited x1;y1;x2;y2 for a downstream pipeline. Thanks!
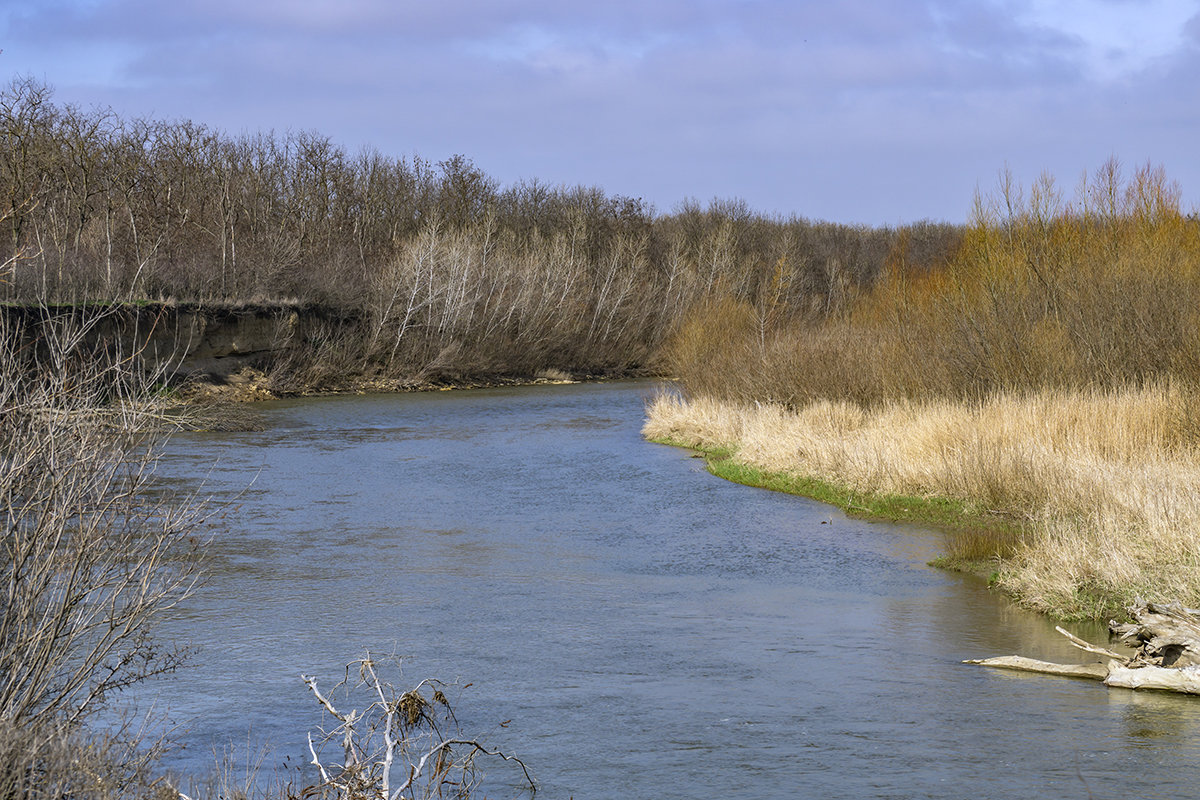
145;380;1200;799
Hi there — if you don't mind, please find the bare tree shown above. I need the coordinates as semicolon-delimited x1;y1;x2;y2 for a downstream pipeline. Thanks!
0;77;57;296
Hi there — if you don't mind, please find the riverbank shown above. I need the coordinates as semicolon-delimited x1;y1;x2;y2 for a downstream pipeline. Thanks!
643;387;1200;621
178;364;597;404
2;302;647;404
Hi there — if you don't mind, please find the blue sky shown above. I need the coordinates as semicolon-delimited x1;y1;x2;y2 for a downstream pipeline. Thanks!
3;0;1197;223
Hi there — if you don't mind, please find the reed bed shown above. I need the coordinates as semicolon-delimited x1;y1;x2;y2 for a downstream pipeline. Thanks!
644;384;1200;619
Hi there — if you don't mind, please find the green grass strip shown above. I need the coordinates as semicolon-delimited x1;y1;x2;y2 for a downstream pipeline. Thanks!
650;435;1027;578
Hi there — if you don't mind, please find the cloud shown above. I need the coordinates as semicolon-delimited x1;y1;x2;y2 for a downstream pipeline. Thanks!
2;0;1197;222
1015;0;1198;80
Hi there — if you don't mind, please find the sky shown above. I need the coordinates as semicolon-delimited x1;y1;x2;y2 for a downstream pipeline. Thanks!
2;0;1197;224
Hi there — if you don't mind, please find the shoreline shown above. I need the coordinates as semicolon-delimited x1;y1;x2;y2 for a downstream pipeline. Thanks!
647;435;1018;580
177;365;648;404
642;390;1200;622
3;302;660;404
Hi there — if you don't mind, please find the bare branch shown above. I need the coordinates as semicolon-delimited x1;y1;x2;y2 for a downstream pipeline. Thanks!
302;654;535;800
1054;626;1124;661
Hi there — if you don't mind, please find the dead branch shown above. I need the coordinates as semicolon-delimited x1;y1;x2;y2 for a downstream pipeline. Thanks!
302;653;535;800
962;656;1111;681
1054;626;1124;660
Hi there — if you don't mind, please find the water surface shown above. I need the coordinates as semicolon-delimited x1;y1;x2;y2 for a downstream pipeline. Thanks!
148;381;1200;799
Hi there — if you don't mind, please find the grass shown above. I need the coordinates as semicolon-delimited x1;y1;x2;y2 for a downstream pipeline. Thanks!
644;386;1200;620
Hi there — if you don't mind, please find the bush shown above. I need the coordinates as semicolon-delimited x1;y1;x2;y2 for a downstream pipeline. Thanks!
667;162;1200;406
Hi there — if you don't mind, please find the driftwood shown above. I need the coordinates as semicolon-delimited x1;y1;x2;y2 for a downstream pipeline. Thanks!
1106;664;1200;693
965;600;1200;696
1110;600;1200;667
963;656;1110;680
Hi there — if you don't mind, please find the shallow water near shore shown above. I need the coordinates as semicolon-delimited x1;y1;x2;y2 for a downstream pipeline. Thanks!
144;380;1200;799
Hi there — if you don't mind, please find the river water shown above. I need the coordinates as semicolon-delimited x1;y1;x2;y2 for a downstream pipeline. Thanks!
146;381;1200;799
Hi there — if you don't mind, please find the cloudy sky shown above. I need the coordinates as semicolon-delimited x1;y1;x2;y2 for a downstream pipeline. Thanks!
2;0;1197;223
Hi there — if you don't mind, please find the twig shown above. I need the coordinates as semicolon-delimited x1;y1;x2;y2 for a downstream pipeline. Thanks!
392;739;535;800
303;674;342;719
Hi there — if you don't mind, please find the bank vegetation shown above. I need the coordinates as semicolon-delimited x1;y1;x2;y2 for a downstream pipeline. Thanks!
647;161;1200;620
0;309;539;798
0;309;202;798
0;77;956;390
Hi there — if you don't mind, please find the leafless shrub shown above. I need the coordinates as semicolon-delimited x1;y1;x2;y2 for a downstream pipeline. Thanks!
0;307;205;795
668;163;1200;409
0;716;172;800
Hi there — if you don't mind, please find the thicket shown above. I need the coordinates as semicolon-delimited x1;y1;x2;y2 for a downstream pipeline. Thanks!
0;77;960;384
655;162;1200;617
667;161;1200;405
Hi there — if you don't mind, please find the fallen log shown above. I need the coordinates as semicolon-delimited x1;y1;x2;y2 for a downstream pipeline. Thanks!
962;656;1110;681
1105;664;1200;695
965;599;1200;696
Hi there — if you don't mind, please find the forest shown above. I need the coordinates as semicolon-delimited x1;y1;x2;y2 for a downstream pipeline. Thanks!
0;77;959;387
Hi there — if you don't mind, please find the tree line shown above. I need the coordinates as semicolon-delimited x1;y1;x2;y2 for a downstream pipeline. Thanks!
0;77;961;381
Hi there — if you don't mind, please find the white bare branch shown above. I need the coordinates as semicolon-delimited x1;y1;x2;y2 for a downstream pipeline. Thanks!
302;653;535;800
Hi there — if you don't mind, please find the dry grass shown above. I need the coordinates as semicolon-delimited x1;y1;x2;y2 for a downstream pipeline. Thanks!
644;384;1200;619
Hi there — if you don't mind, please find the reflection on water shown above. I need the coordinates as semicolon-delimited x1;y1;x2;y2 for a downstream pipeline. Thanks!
142;381;1200;799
